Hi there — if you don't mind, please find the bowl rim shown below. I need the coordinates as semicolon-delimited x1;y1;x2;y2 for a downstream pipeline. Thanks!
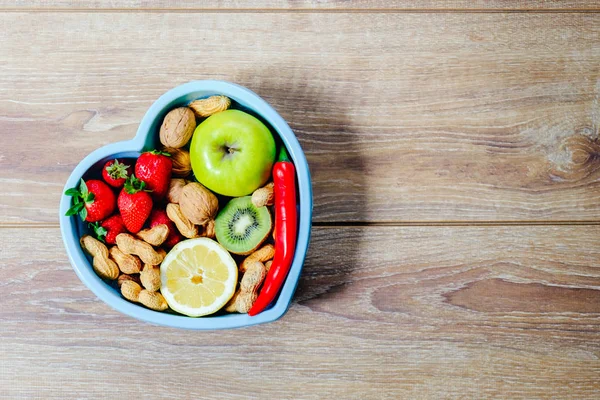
59;80;313;330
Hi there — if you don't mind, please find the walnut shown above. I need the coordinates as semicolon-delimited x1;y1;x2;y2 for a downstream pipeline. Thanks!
164;147;192;177
167;178;189;204
159;107;196;148
179;182;219;226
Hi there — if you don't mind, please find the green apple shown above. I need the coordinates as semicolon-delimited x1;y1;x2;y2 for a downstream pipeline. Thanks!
189;109;276;197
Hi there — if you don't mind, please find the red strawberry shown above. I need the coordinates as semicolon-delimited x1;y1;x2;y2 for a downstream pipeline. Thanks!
135;151;172;201
102;159;130;188
118;175;153;233
90;214;126;244
65;179;116;222
148;209;182;249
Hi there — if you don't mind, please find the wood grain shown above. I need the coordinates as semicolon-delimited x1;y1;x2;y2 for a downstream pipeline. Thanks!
1;12;600;224
1;225;600;399
0;0;598;11
2;4;599;399
2;5;599;399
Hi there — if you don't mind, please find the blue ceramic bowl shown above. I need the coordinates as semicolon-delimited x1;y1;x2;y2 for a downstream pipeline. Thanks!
59;80;312;329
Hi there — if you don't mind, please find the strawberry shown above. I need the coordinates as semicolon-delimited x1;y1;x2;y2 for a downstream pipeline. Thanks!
90;214;126;244
65;179;116;222
148;209;182;249
102;159;130;188
118;175;153;233
135;150;172;201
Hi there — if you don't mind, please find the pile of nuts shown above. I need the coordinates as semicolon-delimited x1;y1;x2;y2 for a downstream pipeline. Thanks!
80;232;168;311
225;244;274;313
166;182;218;239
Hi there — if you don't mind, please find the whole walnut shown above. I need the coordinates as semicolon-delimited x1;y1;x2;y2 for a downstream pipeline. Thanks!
179;182;219;226
167;178;189;204
164;147;192;177
159;107;196;148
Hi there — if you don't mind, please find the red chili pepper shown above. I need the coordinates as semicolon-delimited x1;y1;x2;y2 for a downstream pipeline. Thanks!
248;147;297;316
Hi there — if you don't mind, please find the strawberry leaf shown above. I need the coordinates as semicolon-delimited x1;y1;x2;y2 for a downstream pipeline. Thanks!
149;149;171;157
79;179;88;197
65;179;91;221
84;192;95;204
124;174;150;194
65;202;83;217
64;188;80;196
105;159;130;179
89;222;107;242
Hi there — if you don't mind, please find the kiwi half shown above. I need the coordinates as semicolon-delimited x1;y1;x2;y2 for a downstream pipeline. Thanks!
215;196;272;255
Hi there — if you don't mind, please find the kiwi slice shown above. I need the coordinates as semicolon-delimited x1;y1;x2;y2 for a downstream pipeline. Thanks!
215;196;272;255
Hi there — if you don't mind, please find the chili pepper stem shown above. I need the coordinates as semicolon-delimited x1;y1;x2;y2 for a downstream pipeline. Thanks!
278;146;290;162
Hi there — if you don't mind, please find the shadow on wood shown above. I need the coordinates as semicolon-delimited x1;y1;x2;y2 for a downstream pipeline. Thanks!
235;69;369;309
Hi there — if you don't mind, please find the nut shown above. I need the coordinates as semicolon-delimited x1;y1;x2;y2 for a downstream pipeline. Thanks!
117;273;141;288
139;290;168;311
121;280;142;302
165;147;192;177
109;246;142;274
225;261;266;313
140;264;161;292
166;203;198;238
80;235;119;280
179;182;219;226
156;247;167;260
159;107;196;148
199;219;216;239
240;244;275;273
252;182;274;207
265;260;273;272
137;224;169;247
167;178;188;204
116;233;165;265
188;95;231;117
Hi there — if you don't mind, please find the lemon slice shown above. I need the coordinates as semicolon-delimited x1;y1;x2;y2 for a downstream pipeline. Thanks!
160;238;238;317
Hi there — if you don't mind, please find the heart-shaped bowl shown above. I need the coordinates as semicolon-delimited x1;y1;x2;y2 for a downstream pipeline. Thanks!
59;80;312;329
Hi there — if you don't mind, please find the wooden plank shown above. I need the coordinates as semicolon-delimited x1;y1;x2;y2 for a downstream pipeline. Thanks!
0;0;598;11
2;225;600;398
1;13;600;224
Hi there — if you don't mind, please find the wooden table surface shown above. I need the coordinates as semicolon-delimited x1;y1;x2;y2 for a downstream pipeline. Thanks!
2;2;600;399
